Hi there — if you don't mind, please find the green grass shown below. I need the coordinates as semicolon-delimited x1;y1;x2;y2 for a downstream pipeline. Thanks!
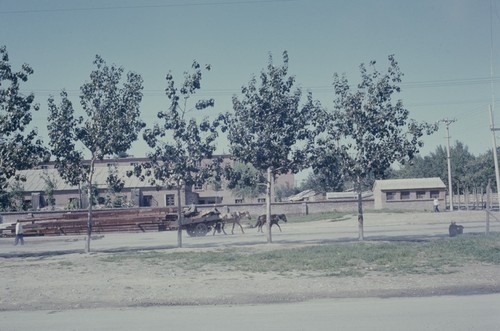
285;211;351;223
99;233;500;277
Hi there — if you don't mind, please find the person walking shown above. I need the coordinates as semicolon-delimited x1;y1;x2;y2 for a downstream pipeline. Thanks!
433;198;440;213
14;220;24;245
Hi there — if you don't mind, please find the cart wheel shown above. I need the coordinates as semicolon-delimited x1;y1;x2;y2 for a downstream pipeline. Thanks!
186;226;196;237
193;223;208;236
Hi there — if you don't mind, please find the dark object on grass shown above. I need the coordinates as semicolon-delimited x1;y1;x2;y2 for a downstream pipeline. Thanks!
449;222;464;237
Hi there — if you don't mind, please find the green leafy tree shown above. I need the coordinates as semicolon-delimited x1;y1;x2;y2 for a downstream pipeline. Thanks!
465;150;495;190
129;61;221;247
395;141;481;194
41;171;58;210
225;51;321;243
0;180;27;211
299;171;344;194
274;183;299;202
225;162;266;201
316;55;436;240
47;55;144;252
0;46;49;210
105;163;126;207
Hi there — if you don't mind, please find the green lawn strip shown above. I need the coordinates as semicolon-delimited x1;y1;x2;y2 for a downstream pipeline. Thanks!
98;233;500;277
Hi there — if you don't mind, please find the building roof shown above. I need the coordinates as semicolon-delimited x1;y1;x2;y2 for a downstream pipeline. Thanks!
286;189;318;202
372;177;446;191
10;165;148;192
326;191;373;200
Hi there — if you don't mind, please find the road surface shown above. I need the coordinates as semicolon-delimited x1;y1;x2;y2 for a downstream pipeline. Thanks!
0;294;499;331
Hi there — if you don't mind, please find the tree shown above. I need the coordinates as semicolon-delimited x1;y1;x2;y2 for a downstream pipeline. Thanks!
274;183;299;202
129;61;221;248
225;51;321;243
466;150;495;190
299;171;344;194
47;55;144;252
0;46;49;210
224;162;266;201
105;163;126;207
394;141;481;193
41;171;58;210
316;55;436;240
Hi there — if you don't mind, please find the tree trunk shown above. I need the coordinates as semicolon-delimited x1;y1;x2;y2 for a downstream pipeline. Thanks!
177;186;183;248
85;184;93;253
85;158;96;253
357;178;364;241
266;167;272;244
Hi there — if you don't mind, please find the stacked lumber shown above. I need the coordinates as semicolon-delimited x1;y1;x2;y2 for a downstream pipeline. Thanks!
1;208;180;237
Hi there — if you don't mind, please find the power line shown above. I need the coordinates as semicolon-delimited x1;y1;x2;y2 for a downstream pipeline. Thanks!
0;0;297;14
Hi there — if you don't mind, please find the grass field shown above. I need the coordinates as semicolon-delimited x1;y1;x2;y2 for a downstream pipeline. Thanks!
100;232;500;277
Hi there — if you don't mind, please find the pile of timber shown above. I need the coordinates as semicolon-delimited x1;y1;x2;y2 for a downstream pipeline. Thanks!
0;208;180;237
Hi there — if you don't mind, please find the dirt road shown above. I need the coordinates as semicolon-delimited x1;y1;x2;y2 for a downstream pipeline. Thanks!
0;211;499;312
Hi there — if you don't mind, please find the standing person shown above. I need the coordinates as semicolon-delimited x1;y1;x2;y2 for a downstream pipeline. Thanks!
14;220;24;245
433;198;440;213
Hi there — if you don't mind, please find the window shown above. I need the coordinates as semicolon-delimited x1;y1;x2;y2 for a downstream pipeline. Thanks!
430;190;439;199
165;194;175;206
416;191;425;199
142;195;153;207
257;198;266;203
401;191;410;200
194;183;203;190
235;199;243;204
386;192;396;200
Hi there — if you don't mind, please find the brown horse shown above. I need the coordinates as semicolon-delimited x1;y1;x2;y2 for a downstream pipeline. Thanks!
213;210;251;235
254;214;287;232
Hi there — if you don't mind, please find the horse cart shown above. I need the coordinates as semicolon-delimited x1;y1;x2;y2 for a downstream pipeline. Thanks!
163;210;222;237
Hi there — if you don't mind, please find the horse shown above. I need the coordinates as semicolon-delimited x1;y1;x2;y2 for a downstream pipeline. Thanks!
254;214;287;232
213;210;252;235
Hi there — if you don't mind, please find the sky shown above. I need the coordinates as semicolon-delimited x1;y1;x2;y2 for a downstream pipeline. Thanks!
2;0;500;178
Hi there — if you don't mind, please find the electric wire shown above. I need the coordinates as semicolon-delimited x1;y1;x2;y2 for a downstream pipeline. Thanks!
0;0;297;14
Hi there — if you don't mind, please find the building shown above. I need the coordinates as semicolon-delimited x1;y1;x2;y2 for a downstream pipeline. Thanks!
372;177;446;211
9;156;294;210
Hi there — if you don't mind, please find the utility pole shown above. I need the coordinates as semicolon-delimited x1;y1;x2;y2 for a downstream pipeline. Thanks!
488;106;500;210
439;118;456;211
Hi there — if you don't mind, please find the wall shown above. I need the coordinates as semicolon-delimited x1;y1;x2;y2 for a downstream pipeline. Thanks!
374;188;446;211
0;198;374;225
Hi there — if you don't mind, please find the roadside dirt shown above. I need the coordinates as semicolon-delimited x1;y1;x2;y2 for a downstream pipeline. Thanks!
1;211;499;311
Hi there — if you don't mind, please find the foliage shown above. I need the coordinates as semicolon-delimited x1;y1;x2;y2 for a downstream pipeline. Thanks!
48;55;144;187
393;142;495;193
41;171;58;209
0;45;49;199
224;51;321;241
274;183;299;202
80;183;99;206
224;162;266;200
465;150;496;190
0;180;27;211
128;61;221;247
47;55;144;252
315;55;437;240
226;51;320;176
300;171;344;193
130;61;220;189
105;163;125;207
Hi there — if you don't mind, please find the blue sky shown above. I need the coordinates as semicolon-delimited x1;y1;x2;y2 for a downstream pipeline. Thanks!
2;0;500;168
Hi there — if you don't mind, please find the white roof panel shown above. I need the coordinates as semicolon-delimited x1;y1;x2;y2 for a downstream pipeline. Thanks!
373;177;446;191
